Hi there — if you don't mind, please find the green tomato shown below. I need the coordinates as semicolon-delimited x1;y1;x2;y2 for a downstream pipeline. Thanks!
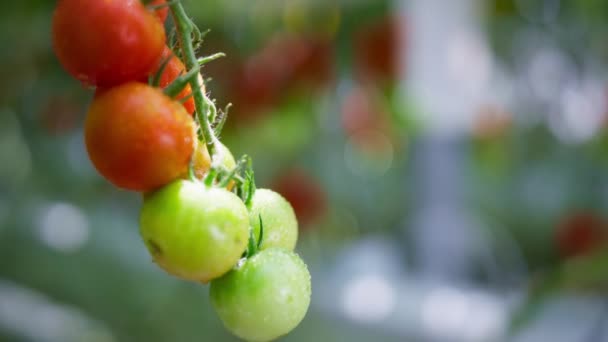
249;189;298;251
140;180;249;283
214;141;237;190
210;248;311;342
217;141;236;171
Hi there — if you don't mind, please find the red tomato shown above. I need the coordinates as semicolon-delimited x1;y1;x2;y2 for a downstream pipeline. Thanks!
149;0;169;23
85;83;195;192
95;47;204;114
354;17;402;84
52;0;165;87
556;212;606;258
153;47;198;115
272;168;326;228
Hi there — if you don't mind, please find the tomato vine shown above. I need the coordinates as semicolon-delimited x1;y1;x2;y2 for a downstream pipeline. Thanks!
52;0;311;339
167;1;217;156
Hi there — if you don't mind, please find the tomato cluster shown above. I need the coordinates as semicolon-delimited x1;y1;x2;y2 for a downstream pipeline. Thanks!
52;1;311;340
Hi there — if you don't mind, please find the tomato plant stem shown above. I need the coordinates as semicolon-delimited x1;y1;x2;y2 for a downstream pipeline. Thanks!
168;1;216;156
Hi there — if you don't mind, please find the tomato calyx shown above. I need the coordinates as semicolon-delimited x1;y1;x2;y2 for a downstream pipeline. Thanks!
243;215;265;259
187;151;264;260
194;152;254;196
211;104;231;136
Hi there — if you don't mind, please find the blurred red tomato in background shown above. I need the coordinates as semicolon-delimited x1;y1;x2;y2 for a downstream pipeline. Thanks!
229;33;334;123
556;212;606;258
271;168;327;229
341;84;392;145
353;16;403;85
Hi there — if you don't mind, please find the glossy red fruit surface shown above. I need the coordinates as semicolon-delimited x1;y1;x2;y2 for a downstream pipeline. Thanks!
149;0;169;23
85;82;195;192
53;0;166;87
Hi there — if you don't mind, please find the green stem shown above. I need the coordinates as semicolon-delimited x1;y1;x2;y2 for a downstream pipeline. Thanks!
151;55;172;87
197;53;225;65
163;67;198;97
188;155;197;182
168;1;216;156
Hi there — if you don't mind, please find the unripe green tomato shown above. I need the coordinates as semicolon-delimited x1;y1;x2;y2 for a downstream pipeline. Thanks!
214;141;237;191
187;140;236;182
217;141;236;171
210;248;311;342
140;180;249;283
249;189;298;251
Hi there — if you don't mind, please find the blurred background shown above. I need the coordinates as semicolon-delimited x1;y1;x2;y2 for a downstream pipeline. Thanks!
3;0;608;341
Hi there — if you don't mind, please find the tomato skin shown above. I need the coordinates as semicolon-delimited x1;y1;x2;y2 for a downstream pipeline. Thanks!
187;141;212;180
85;82;195;192
182;141;236;186
140;180;250;282
52;0;165;87
214;142;237;190
153;46;198;115
94;47;205;116
216;141;236;170
210;248;311;342
250;189;298;251
149;0;169;23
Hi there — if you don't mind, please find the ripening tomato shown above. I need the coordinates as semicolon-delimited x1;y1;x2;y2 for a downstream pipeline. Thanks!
249;189;298;251
210;248;311;342
94;49;205;115
140;180;250;282
152;46;199;115
186;141;212;180
52;0;165;86
85;82;195;192
149;0;169;23
214;141;237;190
183;140;235;184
